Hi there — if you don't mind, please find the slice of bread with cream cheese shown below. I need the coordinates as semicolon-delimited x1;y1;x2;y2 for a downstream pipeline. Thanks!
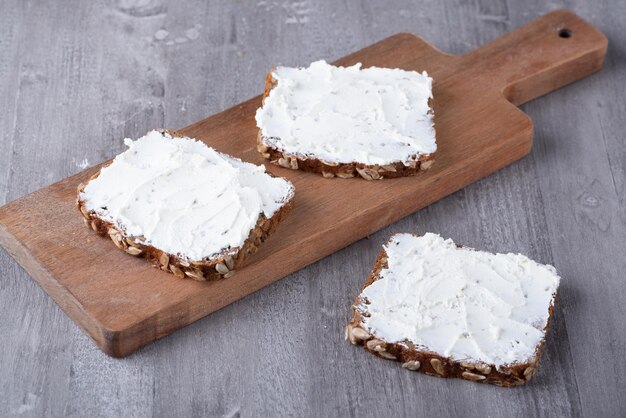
255;60;436;180
346;233;560;386
77;129;294;281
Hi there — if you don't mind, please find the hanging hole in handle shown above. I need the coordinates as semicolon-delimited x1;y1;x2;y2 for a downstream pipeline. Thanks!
558;28;572;38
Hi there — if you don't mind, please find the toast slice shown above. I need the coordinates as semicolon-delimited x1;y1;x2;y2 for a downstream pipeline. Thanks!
255;61;436;180
77;129;295;281
346;233;560;386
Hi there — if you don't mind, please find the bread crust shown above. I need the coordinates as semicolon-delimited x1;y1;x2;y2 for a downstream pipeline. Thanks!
257;71;436;180
76;129;294;281
346;237;557;387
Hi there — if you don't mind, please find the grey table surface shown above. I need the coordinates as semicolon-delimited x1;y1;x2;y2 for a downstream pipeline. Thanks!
1;0;625;417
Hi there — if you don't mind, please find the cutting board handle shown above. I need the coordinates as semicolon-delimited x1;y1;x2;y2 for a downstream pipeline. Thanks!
462;9;608;105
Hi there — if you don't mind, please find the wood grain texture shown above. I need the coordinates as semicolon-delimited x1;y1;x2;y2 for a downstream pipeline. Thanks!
0;10;606;358
0;1;624;417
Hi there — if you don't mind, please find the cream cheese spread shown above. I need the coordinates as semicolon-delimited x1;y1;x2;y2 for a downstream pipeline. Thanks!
255;60;436;166
358;233;560;367
80;130;294;261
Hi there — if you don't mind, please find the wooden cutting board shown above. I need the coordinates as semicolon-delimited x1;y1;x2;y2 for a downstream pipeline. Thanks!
0;10;606;357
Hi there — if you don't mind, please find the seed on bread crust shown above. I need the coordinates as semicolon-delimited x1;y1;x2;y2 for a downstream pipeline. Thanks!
420;160;434;170
277;158;291;169
378;352;397;360
460;361;473;369
351;327;370;341
366;168;381;180
223;254;235;270
355;167;370;180
126;246;142;256
402;340;415;350
511;376;526;385
185;269;205;281
402;360;421;371
111;237;125;250
336;172;355;179
322;171;335;178
462;371;487;381
366;339;386;352
524;366;536;380
159;252;169;269
430;358;445;376
346;325;370;344
475;364;492;375
108;229;125;249
215;263;229;275
169;264;185;279
79;205;91;220
356;167;377;180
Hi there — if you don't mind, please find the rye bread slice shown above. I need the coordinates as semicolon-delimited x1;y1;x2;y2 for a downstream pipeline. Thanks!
346;234;558;387
76;129;294;281
257;70;436;180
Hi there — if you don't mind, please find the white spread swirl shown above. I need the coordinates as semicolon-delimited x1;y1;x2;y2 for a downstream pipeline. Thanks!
255;60;436;166
358;233;560;367
80;130;294;261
